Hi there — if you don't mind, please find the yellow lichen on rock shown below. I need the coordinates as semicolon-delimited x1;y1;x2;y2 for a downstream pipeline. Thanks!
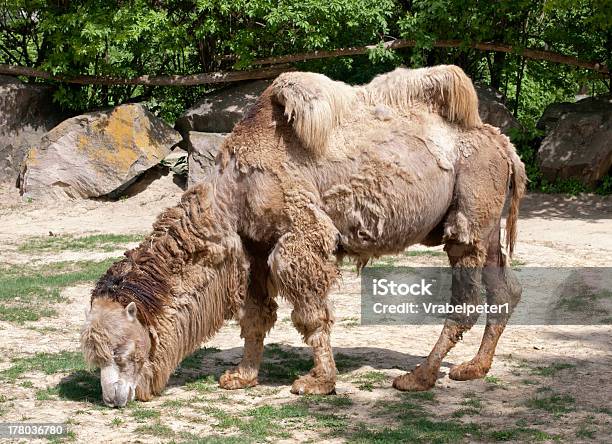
19;103;181;200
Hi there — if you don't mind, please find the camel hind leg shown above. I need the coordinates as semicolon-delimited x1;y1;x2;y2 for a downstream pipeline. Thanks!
449;226;522;380
393;241;487;391
395;130;515;391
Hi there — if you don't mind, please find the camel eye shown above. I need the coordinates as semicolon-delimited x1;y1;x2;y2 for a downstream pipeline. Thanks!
113;347;125;361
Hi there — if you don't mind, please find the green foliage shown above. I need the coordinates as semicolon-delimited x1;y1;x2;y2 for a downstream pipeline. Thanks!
1;1;610;193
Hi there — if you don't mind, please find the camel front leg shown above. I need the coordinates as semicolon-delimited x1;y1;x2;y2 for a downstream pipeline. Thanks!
220;255;278;390
289;300;336;395
268;206;340;395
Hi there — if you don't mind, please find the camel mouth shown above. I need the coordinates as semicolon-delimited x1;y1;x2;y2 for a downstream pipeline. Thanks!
102;380;136;408
100;365;136;408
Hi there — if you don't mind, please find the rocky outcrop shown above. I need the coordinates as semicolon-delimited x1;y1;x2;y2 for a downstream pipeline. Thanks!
19;104;181;200
474;84;522;135
175;80;270;136
185;132;227;187
537;96;612;186
0;75;67;185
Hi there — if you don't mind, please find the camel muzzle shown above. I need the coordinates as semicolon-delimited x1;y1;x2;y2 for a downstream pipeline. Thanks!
101;365;136;408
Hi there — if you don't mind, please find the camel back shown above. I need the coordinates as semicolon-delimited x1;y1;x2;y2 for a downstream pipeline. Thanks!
271;65;482;157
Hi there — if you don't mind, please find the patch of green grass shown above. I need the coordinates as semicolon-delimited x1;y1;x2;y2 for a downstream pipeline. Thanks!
0;351;85;381
261;344;313;383
20;380;34;388
134;422;174;437
177;433;245;444
110;417;124;427
18;233;144;253
131;407;161;422
531;362;576;377
0;305;57;323
451;393;483;418
354;371;388;391
185;374;218;393
490;427;558;441
484;375;502;384
403;391;436;402
556;286;611;319
0;259;117;323
451;408;480;418
335;352;362;372
404;250;445;258
526;393;576;415
161;399;191;408
177;347;221;371
302;394;353;408
351;416;482;443
511;258;526;267
47;430;76;443
576;426;596;439
36;386;59;401
461;395;483;409
56;370;101;403
340;316;360;327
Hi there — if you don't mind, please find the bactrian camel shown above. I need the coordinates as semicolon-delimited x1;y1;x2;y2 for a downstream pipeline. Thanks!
81;65;526;407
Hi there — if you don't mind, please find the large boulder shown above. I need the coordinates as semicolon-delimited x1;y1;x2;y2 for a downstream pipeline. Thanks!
474;84;522;135
537;95;612;186
0;75;68;185
19;104;181;200
185;132;227;188
175;80;270;136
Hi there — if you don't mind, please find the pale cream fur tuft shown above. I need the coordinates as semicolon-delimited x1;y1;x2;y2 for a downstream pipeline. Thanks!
364;65;482;128
272;66;481;157
271;72;358;156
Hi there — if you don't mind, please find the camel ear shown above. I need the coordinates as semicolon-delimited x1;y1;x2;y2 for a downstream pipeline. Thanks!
125;302;137;322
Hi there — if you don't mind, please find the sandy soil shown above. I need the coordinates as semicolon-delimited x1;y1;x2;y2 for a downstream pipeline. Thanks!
0;172;610;443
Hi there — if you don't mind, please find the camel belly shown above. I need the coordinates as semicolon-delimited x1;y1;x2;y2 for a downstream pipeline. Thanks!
319;135;455;258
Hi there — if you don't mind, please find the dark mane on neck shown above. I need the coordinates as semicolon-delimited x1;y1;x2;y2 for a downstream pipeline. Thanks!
92;252;172;328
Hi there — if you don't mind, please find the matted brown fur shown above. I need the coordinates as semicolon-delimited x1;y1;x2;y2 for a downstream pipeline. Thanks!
82;64;526;401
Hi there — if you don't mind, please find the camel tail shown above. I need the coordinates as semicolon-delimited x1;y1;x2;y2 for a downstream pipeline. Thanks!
505;143;527;258
365;64;482;128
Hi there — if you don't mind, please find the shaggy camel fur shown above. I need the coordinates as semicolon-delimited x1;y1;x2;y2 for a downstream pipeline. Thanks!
81;65;526;406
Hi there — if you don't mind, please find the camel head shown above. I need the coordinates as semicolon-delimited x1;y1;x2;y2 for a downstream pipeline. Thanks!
81;298;152;407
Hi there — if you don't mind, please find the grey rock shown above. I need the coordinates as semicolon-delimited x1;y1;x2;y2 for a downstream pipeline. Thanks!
475;84;522;135
19;104;181;200
537;95;612;186
0;75;67;185
186;132;227;188
175;80;270;136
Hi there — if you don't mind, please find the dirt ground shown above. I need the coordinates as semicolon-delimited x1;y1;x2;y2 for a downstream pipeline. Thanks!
0;170;610;443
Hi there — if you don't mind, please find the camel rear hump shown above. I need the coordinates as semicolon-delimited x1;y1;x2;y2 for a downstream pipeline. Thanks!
364;65;482;128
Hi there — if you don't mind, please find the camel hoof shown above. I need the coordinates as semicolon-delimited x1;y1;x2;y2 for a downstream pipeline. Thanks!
290;374;336;395
449;361;488;381
219;369;258;390
392;371;436;392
